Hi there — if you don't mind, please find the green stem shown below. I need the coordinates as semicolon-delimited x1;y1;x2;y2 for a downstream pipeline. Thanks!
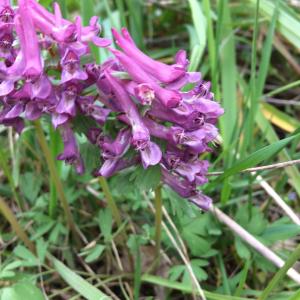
0;148;24;210
0;197;35;253
34;121;81;246
49;125;61;218
258;243;300;300
154;186;162;261
99;176;122;227
115;0;127;28
98;176;134;271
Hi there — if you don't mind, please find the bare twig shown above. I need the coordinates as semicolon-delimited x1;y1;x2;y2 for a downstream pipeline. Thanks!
207;159;300;176
256;175;300;225
209;205;300;284
264;97;300;106
148;199;206;300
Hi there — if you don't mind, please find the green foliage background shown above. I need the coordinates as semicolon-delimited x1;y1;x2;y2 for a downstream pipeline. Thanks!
1;0;300;299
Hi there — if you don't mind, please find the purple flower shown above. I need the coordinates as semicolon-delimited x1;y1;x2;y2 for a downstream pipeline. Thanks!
101;128;131;158
162;167;197;198
112;28;185;83
125;81;155;106
109;48;182;108
0;26;14;59
105;71;162;168
141;116;214;153
189;193;212;211
87;127;105;147
56;82;79;118
57;124;84;174
60;49;88;83
79;16;111;47
0;2;14;24
28;0;76;43
95;156;138;177
162;168;212;210
164;151;209;185
149;97;224;131
17;0;43;81
78;97;111;125
0;1;221;212
0;116;24;133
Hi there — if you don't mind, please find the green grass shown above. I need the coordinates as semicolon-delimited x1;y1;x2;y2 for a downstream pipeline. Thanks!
1;1;300;299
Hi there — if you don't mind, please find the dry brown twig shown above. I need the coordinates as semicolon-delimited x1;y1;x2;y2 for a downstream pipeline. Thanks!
207;159;300;176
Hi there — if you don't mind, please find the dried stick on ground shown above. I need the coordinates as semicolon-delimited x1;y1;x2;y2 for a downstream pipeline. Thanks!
256;175;300;225
207;159;300;176
210;205;300;284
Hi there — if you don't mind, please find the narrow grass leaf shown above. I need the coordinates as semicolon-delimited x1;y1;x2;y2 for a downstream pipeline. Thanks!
262;102;300;133
217;132;300;181
218;0;238;156
202;0;219;96
142;274;249;300
255;109;300;197
52;257;110;300
259;243;300;300
256;0;279;97
248;0;300;49
188;0;207;61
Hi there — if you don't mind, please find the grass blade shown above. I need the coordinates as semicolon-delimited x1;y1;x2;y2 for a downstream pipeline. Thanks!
141;274;249;300
52;257;110;300
248;0;300;49
216;132;300;181
218;0;238;158
188;0;207;62
255;109;300;198
258;243;300;300
256;0;280;97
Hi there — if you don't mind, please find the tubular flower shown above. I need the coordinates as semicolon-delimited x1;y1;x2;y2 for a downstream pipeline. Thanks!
0;0;223;210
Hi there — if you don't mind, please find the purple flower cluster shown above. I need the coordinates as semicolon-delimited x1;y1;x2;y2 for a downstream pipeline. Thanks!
0;0;224;210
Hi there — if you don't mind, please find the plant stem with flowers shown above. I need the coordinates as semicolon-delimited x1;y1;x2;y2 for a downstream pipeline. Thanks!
0;0;223;214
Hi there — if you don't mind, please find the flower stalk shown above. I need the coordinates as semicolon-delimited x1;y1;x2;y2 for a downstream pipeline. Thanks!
154;185;162;263
34;120;81;246
0;147;24;210
209;205;300;284
0;196;35;253
99;176;123;227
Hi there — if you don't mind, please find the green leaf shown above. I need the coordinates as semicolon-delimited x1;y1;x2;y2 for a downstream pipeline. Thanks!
248;0;300;49
219;0;238;151
19;172;42;203
235;237;251;260
73;114;98;136
258;243;300;300
256;0;280;97
84;245;105;263
0;282;45;300
288;289;300;300
188;44;202;72
98;208;113;242
36;239;48;264
168;265;185;282
217;133;300;181
262;224;300;243
188;0;207;61
13;245;39;267
183;231;211;256
130;165;161;191
142;274;249;300
255;109;300;197
80;143;101;174
52;257;110;300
